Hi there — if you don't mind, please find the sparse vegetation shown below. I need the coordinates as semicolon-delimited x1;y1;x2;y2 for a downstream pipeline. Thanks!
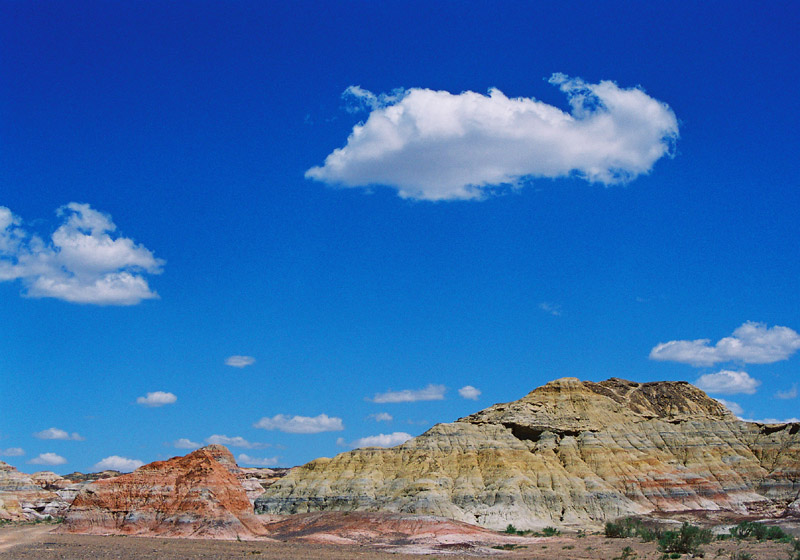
604;517;663;542
492;543;526;550
542;526;560;536
728;521;792;542
504;523;518;534
612;545;637;560
729;551;752;560
657;522;713;556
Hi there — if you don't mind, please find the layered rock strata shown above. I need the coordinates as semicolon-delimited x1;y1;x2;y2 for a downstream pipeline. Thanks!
255;377;800;530
0;461;65;521
62;445;268;538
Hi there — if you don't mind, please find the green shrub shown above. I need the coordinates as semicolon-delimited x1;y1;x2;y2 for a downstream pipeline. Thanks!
542;526;560;537
606;519;635;538
504;523;517;534
730;551;752;560
612;545;637;560
657;522;712;555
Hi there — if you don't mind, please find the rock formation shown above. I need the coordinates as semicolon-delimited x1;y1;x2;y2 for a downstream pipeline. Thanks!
61;444;269;539
255;377;800;530
0;462;79;520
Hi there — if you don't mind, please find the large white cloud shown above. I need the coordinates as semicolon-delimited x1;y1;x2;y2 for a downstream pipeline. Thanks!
306;74;679;201
136;391;177;407
205;435;270;449
0;203;163;305
253;413;344;434
33;427;84;441
29;452;67;466
694;370;760;395
650;322;800;367
368;384;446;403
458;385;482;400
93;455;144;472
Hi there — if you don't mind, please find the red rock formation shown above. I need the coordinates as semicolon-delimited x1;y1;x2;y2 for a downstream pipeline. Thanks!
61;445;268;539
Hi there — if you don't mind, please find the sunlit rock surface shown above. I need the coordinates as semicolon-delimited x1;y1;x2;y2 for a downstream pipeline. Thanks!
255;377;800;530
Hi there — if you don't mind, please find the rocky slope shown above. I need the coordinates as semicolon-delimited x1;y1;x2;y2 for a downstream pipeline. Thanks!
61;445;269;539
255;377;800;530
0;462;76;521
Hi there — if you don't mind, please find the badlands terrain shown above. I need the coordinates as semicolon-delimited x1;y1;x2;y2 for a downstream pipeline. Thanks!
2;377;799;558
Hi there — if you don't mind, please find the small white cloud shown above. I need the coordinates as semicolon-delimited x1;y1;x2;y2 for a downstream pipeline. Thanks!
650;322;800;367
345;432;413;449
306;75;678;201
368;412;393;422
0;447;25;457
204;435;270;449
173;438;201;449
33;427;84;441
136;391;177;407
0;203;163;305
714;398;744;416
29;452;67;466
694;370;760;395
369;384;446;403
253;413;344;434
742;417;800;424
225;355;256;368
775;384;798;400
93;455;144;472
539;302;562;316
458;385;482;400
237;453;279;467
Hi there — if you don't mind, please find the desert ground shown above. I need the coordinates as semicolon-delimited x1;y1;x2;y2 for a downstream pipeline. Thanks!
1;524;798;560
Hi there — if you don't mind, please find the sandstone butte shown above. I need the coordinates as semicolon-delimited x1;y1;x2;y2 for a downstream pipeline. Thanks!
0;461;66;521
61;444;269;539
255;377;800;530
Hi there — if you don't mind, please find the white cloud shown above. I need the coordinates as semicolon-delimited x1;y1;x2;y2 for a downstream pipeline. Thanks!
539;302;562;316
29;452;67;466
237;453;279;467
173;438;201;449
225;355;256;368
742;417;800;424
694;370;760;395
306;74;678;201
714;398;744;416
368;412;393;422
33;427;84;441
136;391;177;407
775;384;798;399
0;447;25;457
369;384;446;403
204;435;270;449
650;322;800;367
253;413;344;434
0;203;163;305
93;455;144;472
458;385;482;400
342;432;413;449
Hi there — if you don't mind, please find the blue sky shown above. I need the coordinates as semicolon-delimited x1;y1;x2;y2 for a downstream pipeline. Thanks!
1;1;799;473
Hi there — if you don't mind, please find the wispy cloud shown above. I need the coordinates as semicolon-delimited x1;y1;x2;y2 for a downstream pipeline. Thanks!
93;455;144;472
458;385;482;400
0;447;25;457
237;453;279;467
29;452;67;466
33;427;84;441
173;438;201;449
538;302;562;316
254;413;344;434
368;384;446;403
136;391;177;407
338;432;413;449
225;355;256;368
368;412;393;422
306;74;678;201
775;384;798;399
694;370;760;395
742;417;800;424
714;398;744;416
650;322;800;367
0;203;163;305
205;435;270;449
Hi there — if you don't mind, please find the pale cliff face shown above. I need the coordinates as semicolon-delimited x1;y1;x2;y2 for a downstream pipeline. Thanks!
255;377;800;530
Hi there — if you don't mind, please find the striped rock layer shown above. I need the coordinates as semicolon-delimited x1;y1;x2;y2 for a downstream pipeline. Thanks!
255;377;800;530
62;445;268;539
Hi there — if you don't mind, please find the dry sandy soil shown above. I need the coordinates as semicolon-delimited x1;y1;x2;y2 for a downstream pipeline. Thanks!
1;524;797;560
